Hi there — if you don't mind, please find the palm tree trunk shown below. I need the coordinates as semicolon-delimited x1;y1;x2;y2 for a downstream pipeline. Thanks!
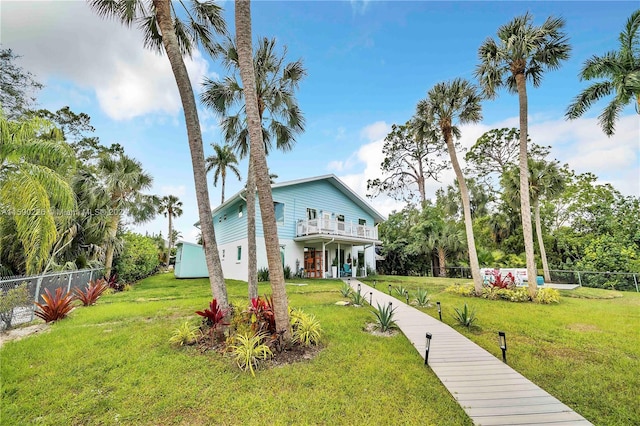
533;200;551;282
153;0;227;307
437;247;447;278
104;213;120;279
247;155;258;300
166;212;172;267
444;133;483;295
515;72;538;298
236;0;290;339
221;169;226;204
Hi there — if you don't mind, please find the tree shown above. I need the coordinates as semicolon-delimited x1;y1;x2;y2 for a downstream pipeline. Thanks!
0;49;43;120
235;0;291;339
205;143;241;204
367;120;446;204
566;10;640;136
416;79;484;295
201;33;305;300
89;0;228;305
158;195;183;267
476;13;570;296
502;159;565;282
0;113;76;274
93;153;158;278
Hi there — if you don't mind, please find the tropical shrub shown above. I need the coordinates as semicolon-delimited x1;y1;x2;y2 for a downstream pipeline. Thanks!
445;283;476;297
248;296;275;334
393;285;408;298
504;287;531;302
372;302;397;332
257;267;270;282
283;265;292;280
487;271;516;289
0;283;30;329
414;288;430;307
34;287;74;323
73;279;109;306
169;321;200;346
231;332;273;376
196;298;230;340
113;232;159;283
453;303;477;330
350;289;367;306
339;282;352;297
535;288;561;304
105;274;124;292
291;312;322;347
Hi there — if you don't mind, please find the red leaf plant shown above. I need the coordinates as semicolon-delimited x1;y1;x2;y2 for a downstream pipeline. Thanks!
248;295;276;334
196;298;230;330
34;287;75;323
73;278;109;306
490;271;516;289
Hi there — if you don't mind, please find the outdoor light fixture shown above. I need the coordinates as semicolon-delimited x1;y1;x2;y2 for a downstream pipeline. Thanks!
388;284;392;294
437;302;442;321
405;292;409;304
424;332;432;365
373;280;377;288
357;283;361;292
369;292;372;305
498;331;507;363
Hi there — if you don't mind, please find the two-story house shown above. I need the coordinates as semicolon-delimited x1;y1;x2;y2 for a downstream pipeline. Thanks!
174;174;385;281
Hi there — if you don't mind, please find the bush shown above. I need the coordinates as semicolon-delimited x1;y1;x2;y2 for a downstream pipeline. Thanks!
372;302;397;332
339;282;352;297
34;287;74;323
291;310;322;347
231;332;273;376
169;321;200;346
445;283;476;297
257;267;270;282
453;303;478;330
414;288;430;307
0;283;30;329
283;265;292;280
113;232;160;283
535;288;560;304
350;289;367;306
73;279;109;306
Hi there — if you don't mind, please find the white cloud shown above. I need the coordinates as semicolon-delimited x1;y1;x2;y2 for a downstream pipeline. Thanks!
3;1;211;121
350;0;371;15
360;121;390;142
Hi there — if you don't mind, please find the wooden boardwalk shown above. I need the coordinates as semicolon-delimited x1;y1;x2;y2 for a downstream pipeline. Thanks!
347;279;592;426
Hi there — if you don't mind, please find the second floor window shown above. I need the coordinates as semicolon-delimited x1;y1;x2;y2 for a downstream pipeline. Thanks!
307;208;317;220
274;202;285;225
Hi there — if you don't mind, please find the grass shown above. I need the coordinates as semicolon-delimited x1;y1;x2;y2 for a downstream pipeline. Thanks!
362;275;640;426
0;274;471;425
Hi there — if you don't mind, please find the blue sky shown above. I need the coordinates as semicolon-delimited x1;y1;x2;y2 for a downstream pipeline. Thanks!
2;1;639;242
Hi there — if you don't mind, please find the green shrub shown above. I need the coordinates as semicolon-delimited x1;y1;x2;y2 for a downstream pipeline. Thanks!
339;282;352;297
453;303;477;330
350;289;367;306
257;267;270;282
505;287;531;302
414;288;430;307
535;288;560;304
231;332;273;376
291;311;322;347
0;283;30;329
283;265;292;280
169;321;200;346
372;302;397;332
393;285;408;298
113;232;160;283
445;283;475;297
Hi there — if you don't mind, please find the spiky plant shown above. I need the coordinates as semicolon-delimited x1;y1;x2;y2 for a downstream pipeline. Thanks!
34;287;74;323
372;302;397;332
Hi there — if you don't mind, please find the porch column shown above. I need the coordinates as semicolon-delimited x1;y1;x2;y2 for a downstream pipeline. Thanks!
322;241;326;279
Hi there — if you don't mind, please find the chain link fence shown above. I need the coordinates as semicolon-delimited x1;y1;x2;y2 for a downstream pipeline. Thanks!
0;268;103;330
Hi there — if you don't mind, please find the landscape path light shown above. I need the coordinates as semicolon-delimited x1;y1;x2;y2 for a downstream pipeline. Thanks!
424;332;432;365
437;301;442;321
498;331;507;363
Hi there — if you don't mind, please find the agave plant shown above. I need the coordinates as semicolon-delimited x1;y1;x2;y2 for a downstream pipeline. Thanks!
350;290;367;306
394;285;408;298
339;281;352;297
231;332;273;376
34;287;74;323
73;279;109;306
414;288;430;307
453;303;478;330
372;302;397;332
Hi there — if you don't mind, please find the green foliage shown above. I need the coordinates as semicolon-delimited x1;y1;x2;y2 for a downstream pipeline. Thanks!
231;332;273;377
195;298;230;336
453;303;478;330
168;321;200;346
0;282;30;329
393;285;408;298
257;267;270;282
72;278;108;306
339;281;352;297
291;311;322;347
34;287;74;323
349;289;367;306
371;302;397;332
113;232;160;283
414;288;430;307
535;288;561;304
445;283;476;297
283;265;292;280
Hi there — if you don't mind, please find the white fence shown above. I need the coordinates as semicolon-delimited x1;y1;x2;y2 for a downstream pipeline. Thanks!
0;268;103;329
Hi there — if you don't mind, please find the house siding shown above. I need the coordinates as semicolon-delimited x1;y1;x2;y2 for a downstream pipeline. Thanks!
174;242;209;278
212;198;248;245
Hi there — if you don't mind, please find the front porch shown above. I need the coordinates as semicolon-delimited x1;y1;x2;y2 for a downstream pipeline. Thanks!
296;218;379;240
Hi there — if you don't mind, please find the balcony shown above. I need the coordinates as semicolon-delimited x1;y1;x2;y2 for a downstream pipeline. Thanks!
296;218;378;241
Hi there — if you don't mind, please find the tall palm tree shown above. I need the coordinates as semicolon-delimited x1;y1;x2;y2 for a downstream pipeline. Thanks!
94;153;157;278
235;0;291;339
502;159;565;282
158;195;183;267
201;33;305;300
566;10;640;136
476;13;570;297
416;79;484;295
89;0;228;306
0;113;76;274
205;143;241;204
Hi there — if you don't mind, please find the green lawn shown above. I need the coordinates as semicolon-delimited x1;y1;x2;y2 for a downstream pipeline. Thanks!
1;274;471;425
362;275;640;426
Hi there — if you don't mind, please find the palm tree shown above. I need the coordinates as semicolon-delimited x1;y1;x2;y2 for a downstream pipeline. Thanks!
235;0;291;339
94;153;158;278
158;195;183;267
476;13;570;297
205;143;241;204
502;159;565;282
0;113;76;274
566;10;640;136
89;0;229;306
201;33;305;300
416;79;484;295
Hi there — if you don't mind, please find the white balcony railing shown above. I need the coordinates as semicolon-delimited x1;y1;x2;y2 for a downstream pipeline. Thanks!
296;218;378;240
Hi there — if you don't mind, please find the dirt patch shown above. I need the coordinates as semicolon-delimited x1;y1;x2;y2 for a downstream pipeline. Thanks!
364;322;399;337
0;323;49;348
267;344;323;368
567;323;601;332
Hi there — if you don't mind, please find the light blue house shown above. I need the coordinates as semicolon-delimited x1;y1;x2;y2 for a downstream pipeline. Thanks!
175;174;385;281
174;241;209;278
